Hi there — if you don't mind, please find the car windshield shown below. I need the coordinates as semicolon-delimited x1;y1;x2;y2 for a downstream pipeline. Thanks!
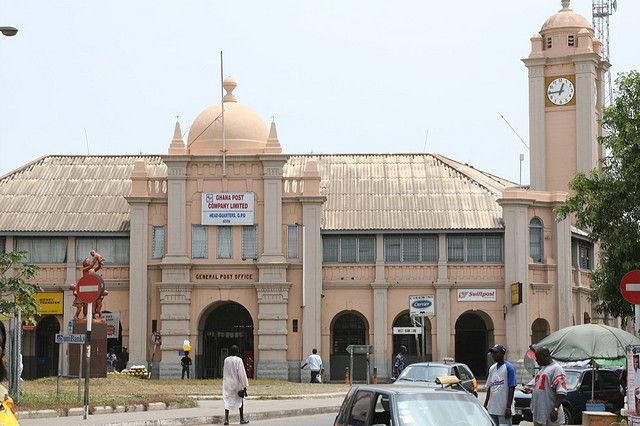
566;371;581;390
396;393;493;426
397;365;450;383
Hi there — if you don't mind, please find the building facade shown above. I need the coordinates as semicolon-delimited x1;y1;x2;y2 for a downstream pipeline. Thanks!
0;0;610;381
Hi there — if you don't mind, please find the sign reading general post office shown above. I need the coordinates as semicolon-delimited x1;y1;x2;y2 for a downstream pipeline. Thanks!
409;295;435;316
202;192;255;225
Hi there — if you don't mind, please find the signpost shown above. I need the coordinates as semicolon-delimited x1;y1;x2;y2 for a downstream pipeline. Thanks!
75;273;102;420
409;295;434;361
620;270;640;334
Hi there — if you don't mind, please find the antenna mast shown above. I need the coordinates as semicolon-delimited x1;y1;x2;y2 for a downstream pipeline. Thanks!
220;50;227;176
592;0;617;105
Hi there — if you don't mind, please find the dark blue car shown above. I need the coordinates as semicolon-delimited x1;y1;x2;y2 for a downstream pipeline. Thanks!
513;367;623;424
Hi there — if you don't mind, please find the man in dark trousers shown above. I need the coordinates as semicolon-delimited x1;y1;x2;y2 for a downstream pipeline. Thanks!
181;351;192;379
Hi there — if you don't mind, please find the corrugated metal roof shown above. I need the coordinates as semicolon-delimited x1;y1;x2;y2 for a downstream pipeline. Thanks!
0;154;511;233
0;156;165;232
284;154;511;231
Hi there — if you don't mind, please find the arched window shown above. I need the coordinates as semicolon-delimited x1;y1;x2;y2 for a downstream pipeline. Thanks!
531;318;550;344
529;217;543;263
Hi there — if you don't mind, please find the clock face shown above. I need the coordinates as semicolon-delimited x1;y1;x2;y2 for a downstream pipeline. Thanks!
547;77;575;106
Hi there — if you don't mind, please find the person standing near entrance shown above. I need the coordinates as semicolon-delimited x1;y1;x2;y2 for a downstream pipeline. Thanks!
531;347;567;426
222;345;249;425
484;344;516;426
301;348;323;383
393;345;408;379
181;351;192;379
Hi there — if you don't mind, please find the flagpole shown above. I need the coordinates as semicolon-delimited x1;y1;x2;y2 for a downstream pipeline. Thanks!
220;50;226;176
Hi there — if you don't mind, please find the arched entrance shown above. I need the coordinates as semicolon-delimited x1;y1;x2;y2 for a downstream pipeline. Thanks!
531;318;550;344
392;311;432;367
455;311;494;379
330;311;368;381
36;315;60;378
199;302;254;379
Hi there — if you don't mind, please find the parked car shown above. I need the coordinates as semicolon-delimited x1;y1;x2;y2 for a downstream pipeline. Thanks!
513;367;623;425
333;384;494;426
393;360;479;396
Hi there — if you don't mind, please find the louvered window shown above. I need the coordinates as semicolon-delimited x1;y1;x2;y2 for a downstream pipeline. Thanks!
242;225;258;260
286;225;298;258
529;218;543;263
447;234;503;263
578;242;593;269
384;235;438;263
216;226;232;259
568;35;575;46
191;225;208;259
152;226;165;259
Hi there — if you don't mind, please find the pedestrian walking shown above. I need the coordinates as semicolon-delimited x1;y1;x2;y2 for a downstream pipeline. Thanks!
392;345;407;379
531;346;567;426
181;351;192;379
119;346;129;372
300;348;323;383
484;344;517;426
222;345;249;425
107;349;117;372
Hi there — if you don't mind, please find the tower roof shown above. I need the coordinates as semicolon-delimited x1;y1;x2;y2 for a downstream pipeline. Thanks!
541;0;592;33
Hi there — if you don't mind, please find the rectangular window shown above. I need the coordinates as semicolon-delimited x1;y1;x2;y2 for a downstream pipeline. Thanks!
358;236;376;263
447;236;465;262
403;236;420;262
17;238;68;263
152;226;165;259
421;236;438;262
323;235;376;263
0;237;5;253
292;319;298;333
568;35;575;46
546;37;553;49
242;225;258;260
578;242;592;269
485;236;503;263
322;236;339;263
286;225;298;258
216;226;232;259
191;225;208;259
340;236;357;263
447;234;503;263
467;236;484;262
530;227;543;263
384;236;401;262
76;237;130;264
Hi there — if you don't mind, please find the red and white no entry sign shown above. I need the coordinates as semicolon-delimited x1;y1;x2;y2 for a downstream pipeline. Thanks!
76;273;102;304
620;270;640;304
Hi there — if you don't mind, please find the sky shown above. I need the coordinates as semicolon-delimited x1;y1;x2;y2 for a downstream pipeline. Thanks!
1;0;638;184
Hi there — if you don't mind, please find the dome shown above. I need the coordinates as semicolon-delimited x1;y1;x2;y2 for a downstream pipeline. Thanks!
541;1;592;33
187;77;268;155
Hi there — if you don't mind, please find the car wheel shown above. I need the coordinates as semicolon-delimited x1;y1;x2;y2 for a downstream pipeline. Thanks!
562;405;572;425
512;415;522;425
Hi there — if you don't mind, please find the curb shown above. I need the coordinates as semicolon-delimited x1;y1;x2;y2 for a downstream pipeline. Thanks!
190;392;346;400
101;405;342;426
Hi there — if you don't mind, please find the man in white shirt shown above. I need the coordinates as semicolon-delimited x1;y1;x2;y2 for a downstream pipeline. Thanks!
301;348;323;383
484;344;517;426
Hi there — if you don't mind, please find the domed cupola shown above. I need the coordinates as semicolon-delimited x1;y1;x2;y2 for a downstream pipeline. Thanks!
187;77;269;155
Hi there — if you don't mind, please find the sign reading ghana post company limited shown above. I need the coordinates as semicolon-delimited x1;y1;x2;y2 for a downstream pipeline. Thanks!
202;192;255;225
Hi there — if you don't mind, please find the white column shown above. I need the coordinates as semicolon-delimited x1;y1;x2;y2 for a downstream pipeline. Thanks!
435;233;451;359
164;162;188;262
526;62;546;191
502;202;530;362
555;213;573;329
128;202;149;365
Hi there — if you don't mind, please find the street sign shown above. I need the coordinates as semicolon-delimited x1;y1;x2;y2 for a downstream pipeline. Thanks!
409;295;435;316
55;334;86;344
393;327;422;335
621;270;640;304
76;274;102;303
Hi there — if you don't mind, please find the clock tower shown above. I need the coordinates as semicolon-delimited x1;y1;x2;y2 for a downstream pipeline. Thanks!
523;0;608;192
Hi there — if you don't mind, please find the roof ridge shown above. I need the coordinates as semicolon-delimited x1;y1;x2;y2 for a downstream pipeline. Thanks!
431;154;514;196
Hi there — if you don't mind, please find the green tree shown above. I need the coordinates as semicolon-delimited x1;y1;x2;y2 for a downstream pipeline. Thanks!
0;250;41;318
557;70;640;319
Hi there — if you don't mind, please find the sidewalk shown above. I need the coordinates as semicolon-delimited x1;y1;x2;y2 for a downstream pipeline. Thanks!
19;395;345;426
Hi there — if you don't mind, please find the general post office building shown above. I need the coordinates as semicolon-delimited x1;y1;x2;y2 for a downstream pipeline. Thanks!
0;1;613;381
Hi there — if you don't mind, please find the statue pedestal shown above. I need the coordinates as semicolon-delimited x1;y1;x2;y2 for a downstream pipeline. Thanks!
69;320;108;378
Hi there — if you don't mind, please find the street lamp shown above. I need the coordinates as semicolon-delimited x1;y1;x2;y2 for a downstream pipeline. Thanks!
0;26;18;37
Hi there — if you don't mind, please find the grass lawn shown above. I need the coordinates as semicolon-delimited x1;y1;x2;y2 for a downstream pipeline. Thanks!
16;375;350;412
